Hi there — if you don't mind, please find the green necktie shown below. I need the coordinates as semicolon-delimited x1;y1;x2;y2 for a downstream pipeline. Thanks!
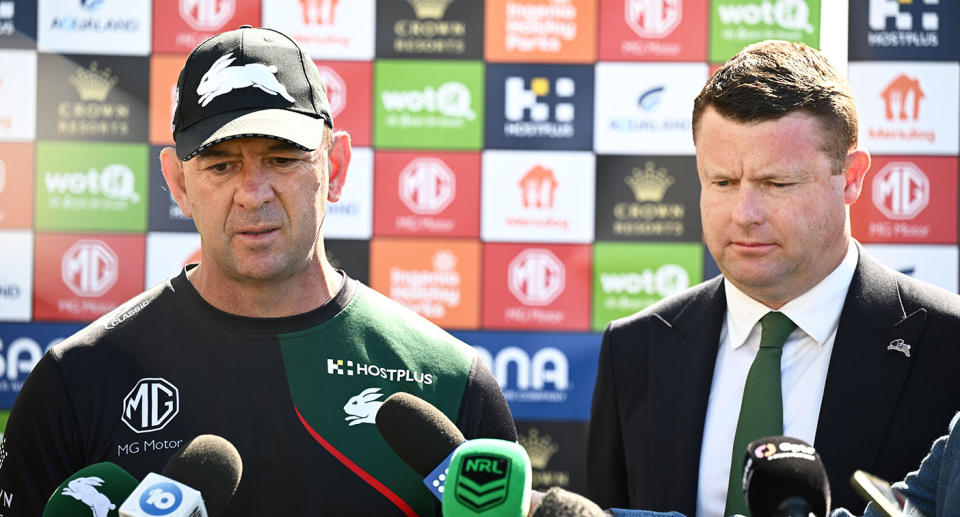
723;311;797;517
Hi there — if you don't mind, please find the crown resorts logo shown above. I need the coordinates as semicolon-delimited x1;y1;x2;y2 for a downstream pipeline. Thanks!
613;162;685;237
180;0;235;32
867;0;939;48
504;76;575;139
389;250;462;319
519;428;570;488
59;62;130;137
395;0;466;55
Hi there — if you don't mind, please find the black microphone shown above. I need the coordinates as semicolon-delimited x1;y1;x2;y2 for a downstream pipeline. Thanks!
376;391;466;499
530;487;607;517
743;436;830;517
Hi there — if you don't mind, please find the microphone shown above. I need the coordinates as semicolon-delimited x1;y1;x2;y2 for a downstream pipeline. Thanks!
742;436;831;517
376;391;466;499
118;434;243;517
530;487;606;517
442;438;532;517
43;462;140;517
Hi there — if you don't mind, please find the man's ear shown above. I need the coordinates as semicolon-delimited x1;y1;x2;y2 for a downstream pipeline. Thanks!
326;130;352;203
842;148;871;205
159;147;193;219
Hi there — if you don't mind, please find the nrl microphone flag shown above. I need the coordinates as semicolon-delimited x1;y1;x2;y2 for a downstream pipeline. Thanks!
443;438;532;517
43;462;140;517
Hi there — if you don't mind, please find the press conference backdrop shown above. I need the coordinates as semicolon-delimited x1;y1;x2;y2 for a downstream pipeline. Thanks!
0;0;958;495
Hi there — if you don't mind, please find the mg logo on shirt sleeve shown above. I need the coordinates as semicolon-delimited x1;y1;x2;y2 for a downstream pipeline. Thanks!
122;378;179;433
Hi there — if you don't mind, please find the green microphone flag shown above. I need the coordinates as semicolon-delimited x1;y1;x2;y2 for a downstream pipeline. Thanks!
442;438;532;517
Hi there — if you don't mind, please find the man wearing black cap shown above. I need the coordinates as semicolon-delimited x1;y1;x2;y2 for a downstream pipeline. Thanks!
0;27;516;516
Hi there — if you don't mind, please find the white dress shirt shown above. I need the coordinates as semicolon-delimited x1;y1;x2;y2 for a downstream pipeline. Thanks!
695;242;859;517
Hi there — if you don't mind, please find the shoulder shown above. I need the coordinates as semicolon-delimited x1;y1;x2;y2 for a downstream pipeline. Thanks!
859;251;960;319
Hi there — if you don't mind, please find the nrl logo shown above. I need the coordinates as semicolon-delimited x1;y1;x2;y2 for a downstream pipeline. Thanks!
454;454;511;511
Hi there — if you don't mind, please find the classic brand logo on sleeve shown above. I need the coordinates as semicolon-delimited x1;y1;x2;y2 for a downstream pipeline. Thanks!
196;53;295;107
122;378;180;433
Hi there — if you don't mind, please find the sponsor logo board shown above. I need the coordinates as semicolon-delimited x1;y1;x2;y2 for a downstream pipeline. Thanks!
0;323;84;407
38;0;151;55
0;49;37;141
481;150;595;243
0;143;34;228
35;142;148;232
515;421;588;494
37;53;150;142
149;56;187;145
145;232;201;289
324;147;372;239
598;0;708;61
370;237;480;329
594;155;701;242
0;230;32;321
148;145;196;233
592;242;703;331
313;60;372;147
0;0;38;49
153;0;261;53
325;239;370;285
262;0;375;59
33;233;145;322
483;243;591;331
849;0;958;60
376;0;484;59
374;151;481;238
851;156;958;244
863;244;958;294
485;0;597;63
709;0;820;62
455;330;600;420
374;60;484;150
593;62;706;154
122;377;179;433
485;64;594;150
850;62;959;155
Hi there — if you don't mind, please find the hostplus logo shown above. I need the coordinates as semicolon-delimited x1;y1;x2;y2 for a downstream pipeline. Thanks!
121;378;179;434
504;76;575;139
316;66;347;118
44;164;141;212
872;162;929;220
180;0;235;31
62;240;118;297
327;358;435;384
508;249;565;306
626;0;682;37
399;158;456;214
867;0;938;48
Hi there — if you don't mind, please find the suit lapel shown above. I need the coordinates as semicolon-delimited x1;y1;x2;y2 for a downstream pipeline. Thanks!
650;276;727;513
815;250;925;484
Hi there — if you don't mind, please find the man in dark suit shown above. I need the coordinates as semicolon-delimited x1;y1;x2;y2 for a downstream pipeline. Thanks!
587;40;960;517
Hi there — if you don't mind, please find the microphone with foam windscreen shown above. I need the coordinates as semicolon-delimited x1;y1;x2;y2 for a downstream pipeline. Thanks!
376;391;467;500
42;462;140;517
118;434;243;517
742;436;831;517
530;487;607;517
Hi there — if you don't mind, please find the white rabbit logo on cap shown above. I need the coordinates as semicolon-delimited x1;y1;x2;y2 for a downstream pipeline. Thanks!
196;52;296;107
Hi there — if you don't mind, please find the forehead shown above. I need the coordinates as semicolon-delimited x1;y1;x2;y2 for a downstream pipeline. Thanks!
191;137;308;159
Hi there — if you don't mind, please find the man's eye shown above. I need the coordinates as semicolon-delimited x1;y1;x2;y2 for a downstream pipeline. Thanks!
715;180;730;187
209;163;231;173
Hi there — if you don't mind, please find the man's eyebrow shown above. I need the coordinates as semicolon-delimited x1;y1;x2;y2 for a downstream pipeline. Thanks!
266;142;308;152
194;147;236;160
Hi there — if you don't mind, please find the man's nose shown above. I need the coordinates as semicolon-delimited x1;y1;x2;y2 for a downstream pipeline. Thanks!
730;184;764;226
234;163;275;208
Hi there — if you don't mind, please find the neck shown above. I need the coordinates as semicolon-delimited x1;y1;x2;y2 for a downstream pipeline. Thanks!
187;258;342;318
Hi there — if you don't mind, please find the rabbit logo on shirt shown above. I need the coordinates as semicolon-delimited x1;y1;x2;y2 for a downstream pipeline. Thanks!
196;53;296;107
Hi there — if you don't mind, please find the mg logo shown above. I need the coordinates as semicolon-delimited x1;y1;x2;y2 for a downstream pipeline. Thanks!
399;158;455;215
62;240;118;297
316;66;347;118
869;0;938;31
508;249;565;306
873;162;929;220
881;75;925;121
122;378;180;433
626;0;682;38
180;0;235;31
505;77;575;123
299;0;339;25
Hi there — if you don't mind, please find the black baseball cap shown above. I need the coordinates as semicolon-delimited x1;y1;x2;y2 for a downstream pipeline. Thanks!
172;26;333;161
